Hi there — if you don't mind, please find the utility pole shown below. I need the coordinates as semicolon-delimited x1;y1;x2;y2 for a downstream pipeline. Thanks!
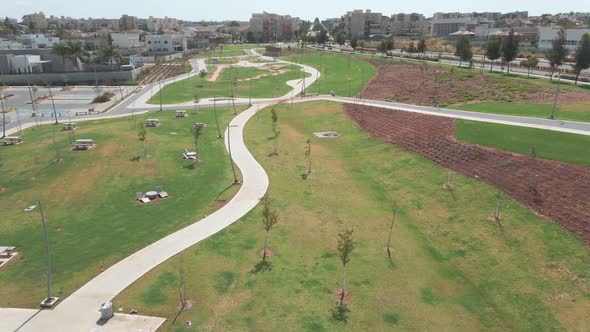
248;69;253;106
47;85;58;124
28;82;39;127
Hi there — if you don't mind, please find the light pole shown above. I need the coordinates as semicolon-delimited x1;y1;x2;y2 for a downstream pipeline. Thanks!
24;201;59;307
0;93;9;138
47;85;58;125
227;124;240;185
158;80;163;112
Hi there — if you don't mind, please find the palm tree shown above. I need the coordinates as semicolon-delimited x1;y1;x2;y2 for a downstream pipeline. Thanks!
65;40;84;71
98;45;118;69
52;42;69;67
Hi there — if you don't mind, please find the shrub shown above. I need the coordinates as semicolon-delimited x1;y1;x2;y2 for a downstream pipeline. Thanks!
92;92;115;103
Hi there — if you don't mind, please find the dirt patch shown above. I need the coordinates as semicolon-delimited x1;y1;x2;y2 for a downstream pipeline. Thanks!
259;249;274;258
345;103;590;247
361;60;590;106
334;288;352;305
208;65;228;82
0;188;6;193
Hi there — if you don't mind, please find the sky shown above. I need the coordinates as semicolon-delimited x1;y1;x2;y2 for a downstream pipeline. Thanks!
7;0;590;22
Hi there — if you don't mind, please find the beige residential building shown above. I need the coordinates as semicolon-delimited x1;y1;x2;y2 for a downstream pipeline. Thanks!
22;12;48;30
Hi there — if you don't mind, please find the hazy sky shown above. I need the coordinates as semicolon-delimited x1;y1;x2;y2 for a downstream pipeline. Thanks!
8;0;590;21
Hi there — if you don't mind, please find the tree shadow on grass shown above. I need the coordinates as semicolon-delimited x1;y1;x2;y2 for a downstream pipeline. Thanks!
331;304;351;322
183;163;196;170
249;260;273;274
215;183;235;200
130;155;141;162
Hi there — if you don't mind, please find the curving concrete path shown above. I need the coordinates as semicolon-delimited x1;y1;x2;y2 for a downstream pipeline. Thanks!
3;46;590;331
0;50;316;332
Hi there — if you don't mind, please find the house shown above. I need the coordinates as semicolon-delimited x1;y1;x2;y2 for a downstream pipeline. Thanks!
111;32;144;50
145;34;187;54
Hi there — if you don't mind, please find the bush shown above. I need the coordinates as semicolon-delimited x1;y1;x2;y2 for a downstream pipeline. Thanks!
92;92;115;103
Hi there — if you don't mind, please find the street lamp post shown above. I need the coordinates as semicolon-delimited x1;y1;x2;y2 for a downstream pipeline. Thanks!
227;124;240;185
158;80;163;112
0;94;6;138
25;201;59;307
47;85;58;125
550;71;561;119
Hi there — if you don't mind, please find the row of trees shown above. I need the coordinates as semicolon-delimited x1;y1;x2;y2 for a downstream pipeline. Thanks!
458;28;590;84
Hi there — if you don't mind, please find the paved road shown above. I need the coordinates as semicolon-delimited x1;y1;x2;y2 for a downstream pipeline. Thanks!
3;47;590;331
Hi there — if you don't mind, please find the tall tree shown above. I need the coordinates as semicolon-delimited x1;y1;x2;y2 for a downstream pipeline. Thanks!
502;29;519;74
417;38;427;59
350;38;358;50
65;40;84;71
261;195;279;261
485;36;502;72
271;108;280;155
546;28;568;79
454;36;473;67
520;56;539;78
573;33;590;85
52;42;69;66
337;227;355;307
335;32;346;46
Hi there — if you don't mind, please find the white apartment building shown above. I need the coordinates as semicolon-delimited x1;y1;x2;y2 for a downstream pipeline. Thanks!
431;13;494;37
343;9;387;39
145;34;187;53
146;16;179;32
15;34;60;48
111;32;143;49
539;27;590;51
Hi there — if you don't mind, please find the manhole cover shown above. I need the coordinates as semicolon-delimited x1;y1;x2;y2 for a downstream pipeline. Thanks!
314;131;341;138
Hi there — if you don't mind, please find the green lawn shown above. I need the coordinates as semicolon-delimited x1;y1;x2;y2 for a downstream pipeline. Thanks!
455;119;590;166
207;44;264;57
454;102;590;123
115;101;590;331
0;106;246;307
148;64;311;104
283;51;376;97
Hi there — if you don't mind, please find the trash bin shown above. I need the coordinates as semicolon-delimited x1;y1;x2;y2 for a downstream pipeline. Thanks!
100;301;114;320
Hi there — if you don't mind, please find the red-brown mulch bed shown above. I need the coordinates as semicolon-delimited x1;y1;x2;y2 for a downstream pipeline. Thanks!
259;249;274;258
333;288;351;305
345;103;590;246
361;60;590;106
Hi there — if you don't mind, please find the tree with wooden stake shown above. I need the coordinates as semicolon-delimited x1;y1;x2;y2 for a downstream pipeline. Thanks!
488;191;503;233
52;126;62;163
385;208;396;257
193;95;200;112
520;56;539;78
546;28;568;80
191;125;203;163
271;108;280;156
137;122;148;157
261;195;279;261
334;227;355;321
305;138;312;177
198;69;207;80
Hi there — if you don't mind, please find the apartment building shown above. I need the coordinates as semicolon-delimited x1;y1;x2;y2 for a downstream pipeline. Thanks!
21;12;48;30
111;31;143;49
120;15;138;31
539;27;590;51
146;16;179;32
15;34;60;48
249;12;302;42
388;13;429;36
431;12;494;37
145;34;187;53
343;9;387;39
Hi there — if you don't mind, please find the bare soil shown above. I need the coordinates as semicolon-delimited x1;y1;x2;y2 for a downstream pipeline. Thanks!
345;103;590;247
361;60;590;106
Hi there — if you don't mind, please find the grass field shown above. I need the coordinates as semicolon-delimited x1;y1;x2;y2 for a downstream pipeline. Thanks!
454;102;590;123
455;119;590;166
0;106;246;307
114;101;590;331
148;64;311;104
284;51;376;97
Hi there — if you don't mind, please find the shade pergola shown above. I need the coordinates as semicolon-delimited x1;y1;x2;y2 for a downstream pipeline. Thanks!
449;31;476;36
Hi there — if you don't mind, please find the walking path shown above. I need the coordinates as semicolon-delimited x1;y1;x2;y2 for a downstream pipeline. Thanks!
2;47;590;331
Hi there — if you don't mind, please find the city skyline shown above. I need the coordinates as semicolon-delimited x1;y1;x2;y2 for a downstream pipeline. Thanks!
7;0;590;22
